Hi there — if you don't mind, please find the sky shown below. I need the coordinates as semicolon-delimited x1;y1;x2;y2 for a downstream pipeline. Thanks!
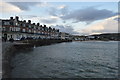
0;1;119;35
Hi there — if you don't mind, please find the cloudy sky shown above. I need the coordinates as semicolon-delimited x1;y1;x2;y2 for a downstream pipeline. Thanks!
0;1;119;35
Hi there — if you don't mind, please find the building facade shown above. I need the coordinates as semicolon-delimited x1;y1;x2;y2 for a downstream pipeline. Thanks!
1;16;71;41
59;32;73;40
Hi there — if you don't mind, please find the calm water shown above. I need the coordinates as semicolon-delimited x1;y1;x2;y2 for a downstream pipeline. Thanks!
11;41;118;78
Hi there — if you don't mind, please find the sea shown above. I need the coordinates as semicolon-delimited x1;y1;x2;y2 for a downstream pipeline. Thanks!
11;41;119;78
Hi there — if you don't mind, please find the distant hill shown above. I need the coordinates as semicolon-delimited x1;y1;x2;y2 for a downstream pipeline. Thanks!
73;33;120;41
90;33;120;41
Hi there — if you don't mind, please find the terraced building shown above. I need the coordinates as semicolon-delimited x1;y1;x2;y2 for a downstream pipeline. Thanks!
1;16;62;41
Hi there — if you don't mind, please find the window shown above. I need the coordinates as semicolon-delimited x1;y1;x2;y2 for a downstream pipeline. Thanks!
10;22;14;25
4;21;10;25
10;27;12;31
16;23;18;26
20;23;23;26
23;24;26;27
0;27;1;32
34;30;36;33
14;21;18;26
42;28;44;31
29;29;31;33
34;26;36;29
16;27;20;31
18;23;21;27
22;29;25;32
2;27;5;31
29;25;31;28
13;27;16;31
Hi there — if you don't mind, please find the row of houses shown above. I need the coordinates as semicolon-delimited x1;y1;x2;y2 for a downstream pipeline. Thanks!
1;16;72;41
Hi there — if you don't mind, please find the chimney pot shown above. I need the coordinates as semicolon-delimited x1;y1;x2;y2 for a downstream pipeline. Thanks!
40;25;42;27
10;17;13;20
37;23;40;26
15;16;19;21
33;23;35;25
28;20;31;23
23;20;26;22
44;25;46;27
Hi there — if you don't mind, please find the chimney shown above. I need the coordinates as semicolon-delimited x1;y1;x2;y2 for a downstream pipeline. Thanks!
37;23;40;26
23;20;26;23
49;27;51;29
15;16;19;21
10;17;13;20
53;28;55;30
44;25;46;27
40;25;42;27
33;23;35;25
57;29;59;32
28;20;31;24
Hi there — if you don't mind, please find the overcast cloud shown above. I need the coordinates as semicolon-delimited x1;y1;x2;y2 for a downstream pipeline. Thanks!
48;6;116;24
48;5;69;17
78;16;118;35
62;7;116;24
8;2;41;11
5;2;117;24
40;18;57;24
51;25;79;35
